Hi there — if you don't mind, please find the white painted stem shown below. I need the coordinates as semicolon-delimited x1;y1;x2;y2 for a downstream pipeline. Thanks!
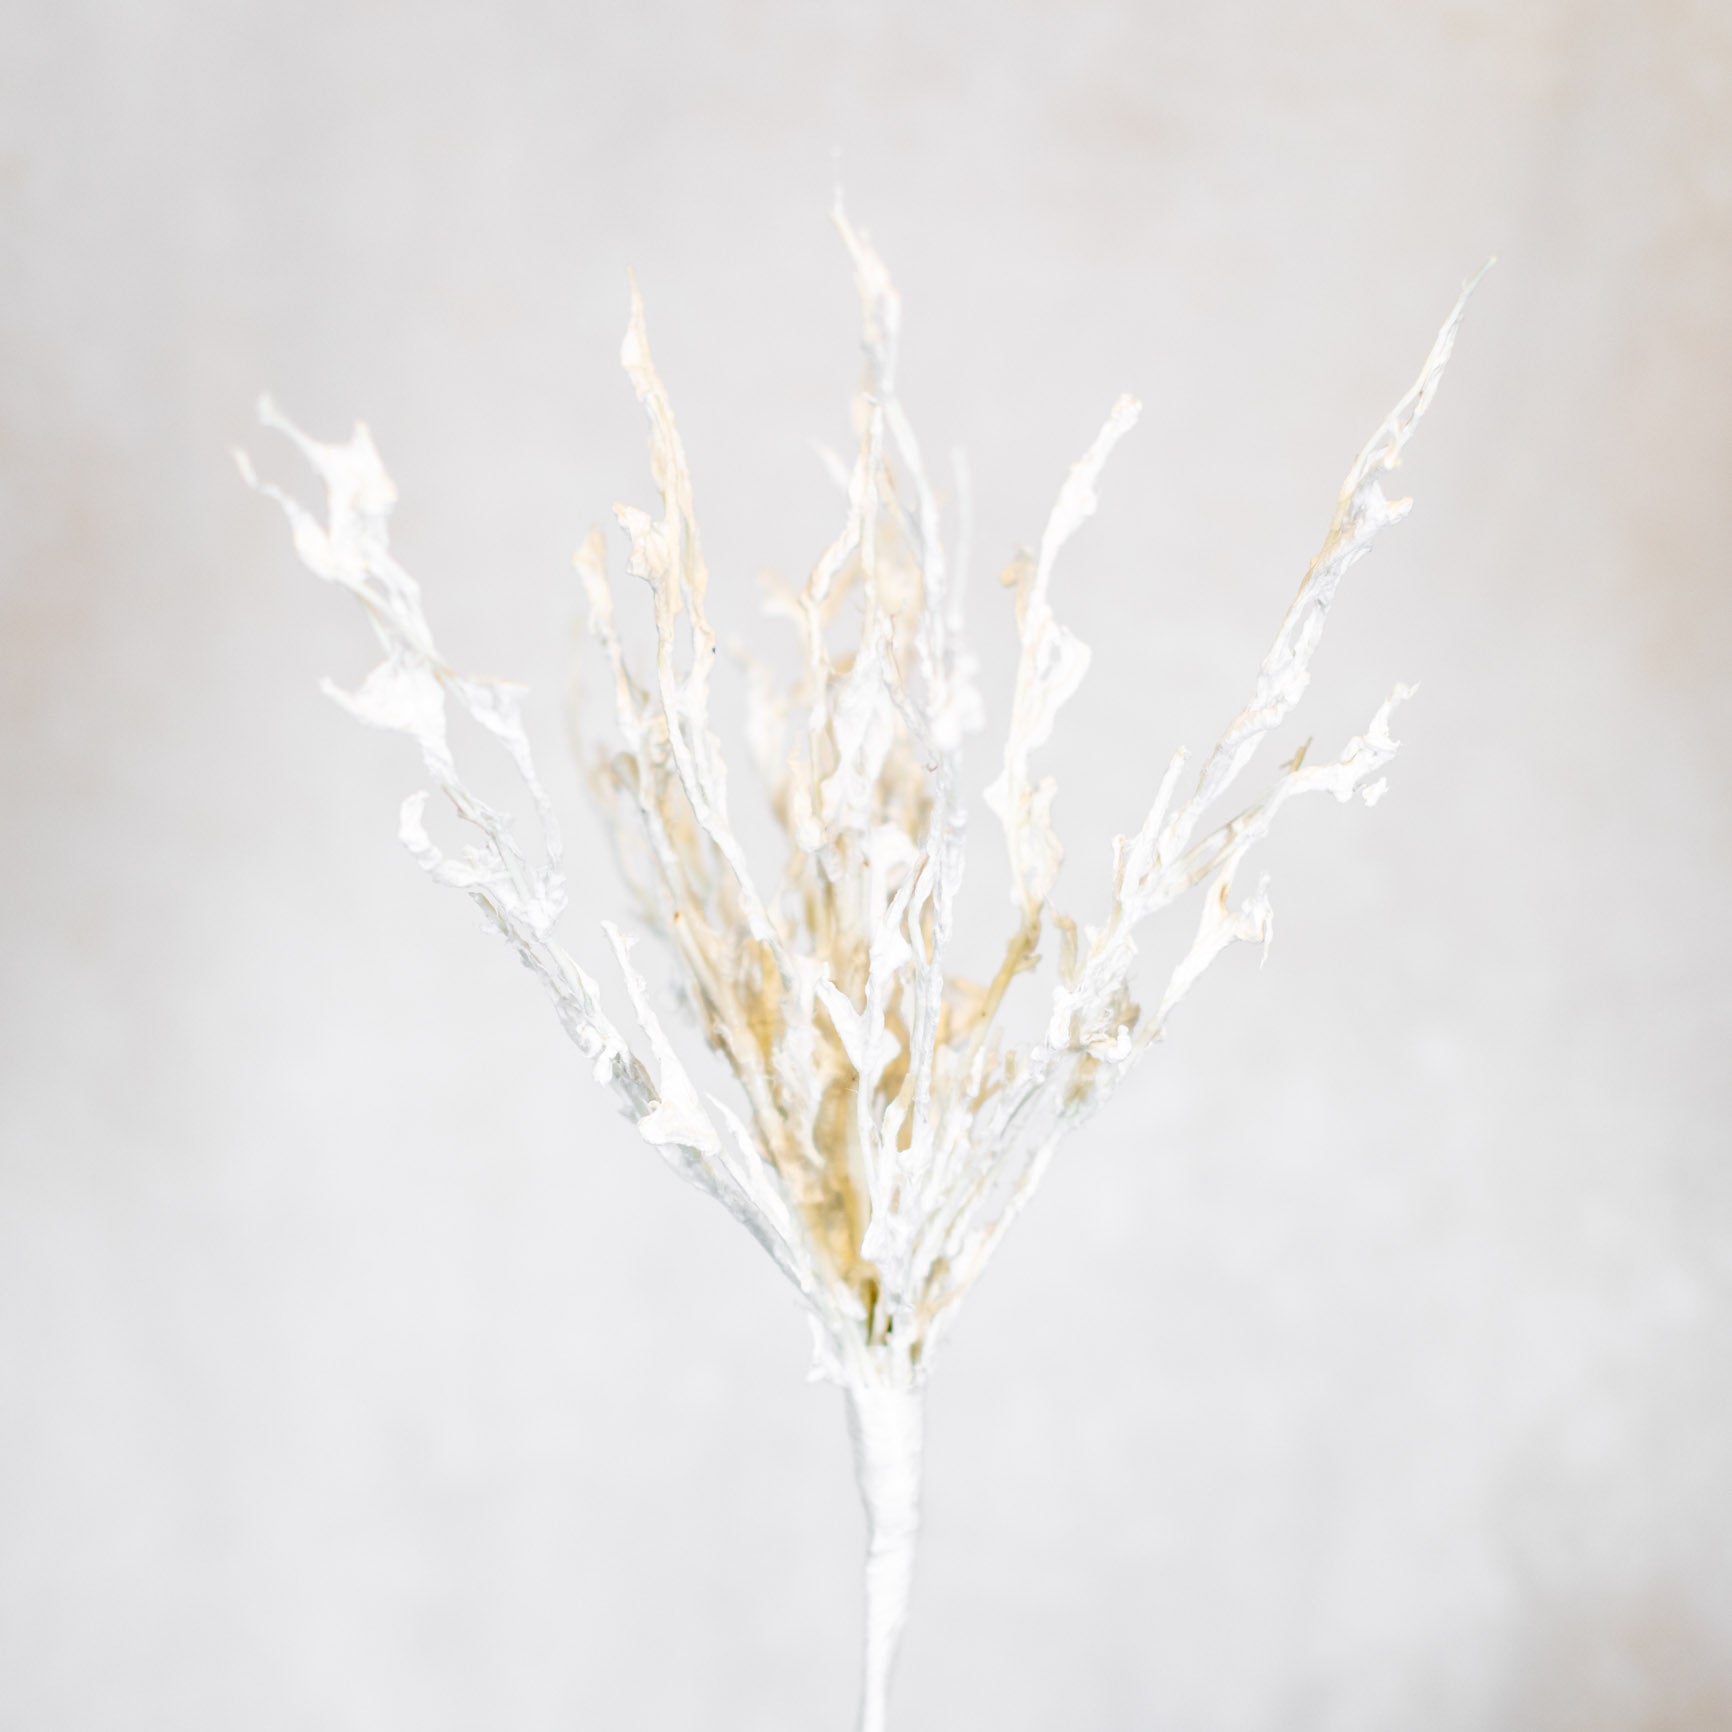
845;1381;925;1732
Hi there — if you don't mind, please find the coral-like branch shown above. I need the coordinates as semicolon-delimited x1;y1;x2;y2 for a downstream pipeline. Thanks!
244;242;1484;1361
250;218;1482;1732
235;401;842;1351
984;391;1141;921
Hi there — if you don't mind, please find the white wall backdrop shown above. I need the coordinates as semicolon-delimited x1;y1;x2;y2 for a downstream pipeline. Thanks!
3;2;1729;1727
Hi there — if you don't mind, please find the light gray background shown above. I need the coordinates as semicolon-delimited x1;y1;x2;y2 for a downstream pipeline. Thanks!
3;2;1729;1728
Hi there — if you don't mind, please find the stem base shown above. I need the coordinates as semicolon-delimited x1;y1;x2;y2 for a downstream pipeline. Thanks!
845;1381;925;1732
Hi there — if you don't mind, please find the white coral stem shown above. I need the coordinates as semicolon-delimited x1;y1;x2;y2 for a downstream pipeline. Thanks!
248;212;1484;1732
845;1381;925;1732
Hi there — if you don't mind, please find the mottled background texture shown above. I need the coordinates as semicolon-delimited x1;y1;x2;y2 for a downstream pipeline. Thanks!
3;2;1729;1728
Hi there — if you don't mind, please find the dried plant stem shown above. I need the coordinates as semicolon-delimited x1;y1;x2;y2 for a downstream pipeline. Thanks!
845;1381;925;1732
244;198;1484;1731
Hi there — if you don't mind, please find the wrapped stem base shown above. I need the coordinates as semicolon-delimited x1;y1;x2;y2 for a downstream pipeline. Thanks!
845;1382;925;1732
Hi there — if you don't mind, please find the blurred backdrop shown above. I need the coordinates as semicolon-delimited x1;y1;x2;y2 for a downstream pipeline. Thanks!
3;2;1729;1727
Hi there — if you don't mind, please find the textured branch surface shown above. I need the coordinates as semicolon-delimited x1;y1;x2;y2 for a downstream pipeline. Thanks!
246;211;1482;1730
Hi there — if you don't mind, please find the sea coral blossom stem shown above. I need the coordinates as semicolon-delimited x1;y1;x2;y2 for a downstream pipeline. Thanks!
243;200;1485;1731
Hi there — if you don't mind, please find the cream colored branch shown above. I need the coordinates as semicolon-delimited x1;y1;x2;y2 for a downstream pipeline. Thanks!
1154;267;1488;869
616;280;795;980
984;392;1141;921
251;218;1482;1732
236;403;830;1345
